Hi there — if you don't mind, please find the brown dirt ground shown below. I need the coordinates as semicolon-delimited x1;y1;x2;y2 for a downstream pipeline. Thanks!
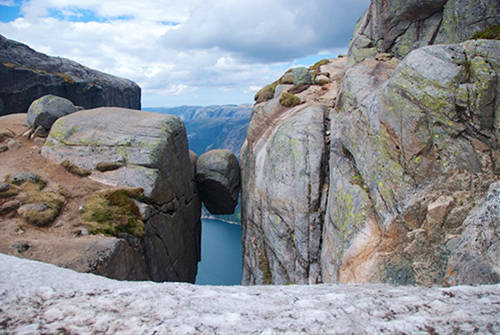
0;113;115;267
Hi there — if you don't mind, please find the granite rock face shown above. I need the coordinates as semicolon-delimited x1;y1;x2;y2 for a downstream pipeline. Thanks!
321;39;500;285
0;34;140;116
196;149;240;215
241;5;500;285
241;58;346;284
1;254;499;335
42;108;201;282
27;95;76;130
348;0;500;64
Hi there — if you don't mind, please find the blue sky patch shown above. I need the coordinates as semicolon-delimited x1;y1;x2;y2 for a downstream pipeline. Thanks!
0;1;21;22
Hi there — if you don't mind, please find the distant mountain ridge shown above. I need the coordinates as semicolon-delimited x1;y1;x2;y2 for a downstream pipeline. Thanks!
144;105;252;157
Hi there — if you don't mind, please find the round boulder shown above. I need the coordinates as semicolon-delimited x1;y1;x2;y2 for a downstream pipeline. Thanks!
196;149;240;215
27;95;76;130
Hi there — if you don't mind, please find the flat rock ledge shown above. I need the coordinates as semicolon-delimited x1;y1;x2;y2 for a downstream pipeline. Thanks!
1;254;499;335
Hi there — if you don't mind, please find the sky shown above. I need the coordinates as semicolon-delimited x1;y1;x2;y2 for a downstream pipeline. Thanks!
0;0;369;107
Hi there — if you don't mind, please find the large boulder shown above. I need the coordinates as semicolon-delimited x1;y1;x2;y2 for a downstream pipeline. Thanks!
27;95;76;130
196;149;240;215
42;107;201;282
0;34;140;116
348;0;500;64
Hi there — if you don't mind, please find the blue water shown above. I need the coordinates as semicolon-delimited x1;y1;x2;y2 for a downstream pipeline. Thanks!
195;219;242;285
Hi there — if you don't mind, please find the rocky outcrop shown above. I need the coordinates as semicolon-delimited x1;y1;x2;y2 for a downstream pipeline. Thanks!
348;0;500;64
241;0;500;286
241;58;346;284
321;39;499;285
196;149;240;215
41;108;201;282
0;34;140;116
27;95;76;131
2;254;500;334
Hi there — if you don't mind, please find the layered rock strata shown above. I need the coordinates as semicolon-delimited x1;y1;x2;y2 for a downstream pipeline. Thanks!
0;34;140;116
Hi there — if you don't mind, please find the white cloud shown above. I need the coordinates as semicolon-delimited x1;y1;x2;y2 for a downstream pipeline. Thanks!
0;0;369;106
0;0;16;6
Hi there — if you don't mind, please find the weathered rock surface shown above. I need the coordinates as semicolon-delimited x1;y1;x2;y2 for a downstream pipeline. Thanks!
1;254;499;335
241;57;346;284
348;0;500;64
0;34;140;116
41;108;201;282
27;95;76;130
321;39;500;286
242;8;500;285
196;149;240;215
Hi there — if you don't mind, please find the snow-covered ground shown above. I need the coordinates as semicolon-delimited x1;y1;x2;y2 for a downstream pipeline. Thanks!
1;254;499;334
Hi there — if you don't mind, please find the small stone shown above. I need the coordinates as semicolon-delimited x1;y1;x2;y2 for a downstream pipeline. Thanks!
18;203;49;215
8;172;41;185
315;75;331;85
96;161;123;172
0;145;8;153
7;139;21;150
0;183;10;192
9;241;30;254
61;160;91;177
0;199;22;214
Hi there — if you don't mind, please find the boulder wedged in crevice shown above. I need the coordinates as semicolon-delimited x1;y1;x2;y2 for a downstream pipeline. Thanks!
196;149;240;215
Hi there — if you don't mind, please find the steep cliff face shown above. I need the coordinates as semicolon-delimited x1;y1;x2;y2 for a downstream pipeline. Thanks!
241;0;500;286
322;40;499;285
242;58;346;284
0;34;141;116
348;0;500;64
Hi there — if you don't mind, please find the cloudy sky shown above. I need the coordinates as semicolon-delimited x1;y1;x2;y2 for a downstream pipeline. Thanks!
0;0;369;107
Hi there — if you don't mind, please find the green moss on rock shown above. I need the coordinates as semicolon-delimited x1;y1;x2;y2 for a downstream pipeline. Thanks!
471;25;500;40
82;187;145;239
279;92;301;107
309;59;330;71
254;81;279;103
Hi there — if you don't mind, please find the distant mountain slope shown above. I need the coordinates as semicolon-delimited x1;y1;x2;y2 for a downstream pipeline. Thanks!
145;105;252;157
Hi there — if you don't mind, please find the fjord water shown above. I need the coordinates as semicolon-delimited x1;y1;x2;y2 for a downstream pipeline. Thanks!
195;219;243;285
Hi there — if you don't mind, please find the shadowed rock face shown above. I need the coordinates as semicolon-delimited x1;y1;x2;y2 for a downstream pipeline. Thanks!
348;0;500;64
196;149;240;215
42;108;201;283
0;34;140;116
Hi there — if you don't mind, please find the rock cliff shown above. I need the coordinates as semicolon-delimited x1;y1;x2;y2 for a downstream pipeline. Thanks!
348;0;500;64
241;0;500;285
0;34;141;116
